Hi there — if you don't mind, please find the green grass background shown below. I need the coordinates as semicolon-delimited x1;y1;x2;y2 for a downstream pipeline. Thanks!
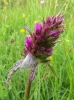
0;0;74;100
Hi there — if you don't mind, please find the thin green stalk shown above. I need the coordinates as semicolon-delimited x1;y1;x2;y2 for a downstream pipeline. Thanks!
24;68;32;100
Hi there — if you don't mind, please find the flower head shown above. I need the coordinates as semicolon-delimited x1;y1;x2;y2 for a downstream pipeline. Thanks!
22;13;25;17
66;39;70;42
20;29;25;33
24;14;64;62
34;21;38;24
40;0;45;4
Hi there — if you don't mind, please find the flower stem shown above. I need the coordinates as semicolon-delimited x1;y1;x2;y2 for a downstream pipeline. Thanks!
24;67;34;100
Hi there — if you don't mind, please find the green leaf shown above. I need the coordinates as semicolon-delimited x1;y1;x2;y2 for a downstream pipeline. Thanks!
48;63;59;79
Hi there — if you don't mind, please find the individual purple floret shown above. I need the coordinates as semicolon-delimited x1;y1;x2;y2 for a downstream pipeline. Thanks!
24;14;64;62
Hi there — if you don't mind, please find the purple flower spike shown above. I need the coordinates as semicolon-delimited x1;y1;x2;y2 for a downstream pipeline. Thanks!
24;14;64;62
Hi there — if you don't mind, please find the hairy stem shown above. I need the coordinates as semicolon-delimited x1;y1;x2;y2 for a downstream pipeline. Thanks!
24;54;38;100
25;67;32;100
